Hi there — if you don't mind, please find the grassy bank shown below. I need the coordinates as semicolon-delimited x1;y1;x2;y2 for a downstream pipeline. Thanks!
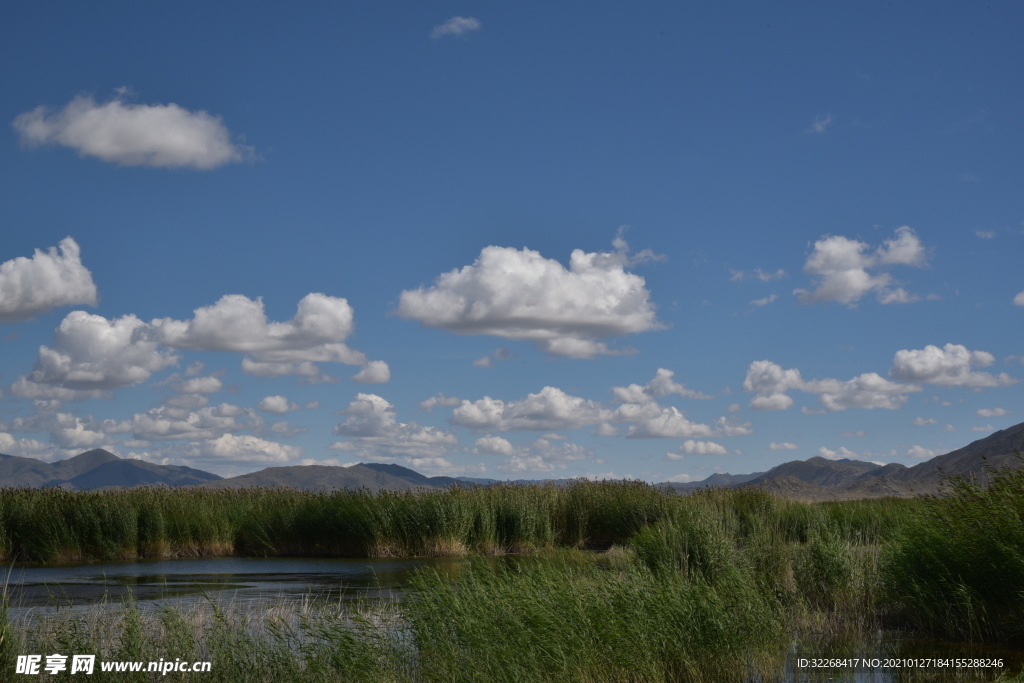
0;481;915;564
1;468;1022;680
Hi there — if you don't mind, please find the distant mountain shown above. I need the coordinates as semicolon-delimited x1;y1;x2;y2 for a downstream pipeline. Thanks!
206;463;437;492
671;422;1024;500
0;449;221;490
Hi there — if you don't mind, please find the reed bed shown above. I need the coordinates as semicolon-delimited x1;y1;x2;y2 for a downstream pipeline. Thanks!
0;471;1022;680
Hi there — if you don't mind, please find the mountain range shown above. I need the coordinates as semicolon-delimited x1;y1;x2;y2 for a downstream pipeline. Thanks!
1;420;1021;498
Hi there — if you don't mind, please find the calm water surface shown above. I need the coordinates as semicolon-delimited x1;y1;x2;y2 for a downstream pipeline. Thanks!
4;556;468;609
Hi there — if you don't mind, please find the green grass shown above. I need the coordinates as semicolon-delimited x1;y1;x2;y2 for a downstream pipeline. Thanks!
1;473;1023;680
882;459;1024;644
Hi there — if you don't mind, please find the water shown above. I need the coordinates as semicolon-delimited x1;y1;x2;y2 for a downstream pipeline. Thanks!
3;556;467;610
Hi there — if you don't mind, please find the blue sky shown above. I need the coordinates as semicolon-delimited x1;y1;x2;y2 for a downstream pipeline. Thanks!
1;1;1022;480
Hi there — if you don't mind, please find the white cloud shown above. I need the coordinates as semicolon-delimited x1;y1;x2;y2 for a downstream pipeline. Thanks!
150;293;385;381
184;361;206;376
12;311;179;400
794;227;928;306
474;435;515;456
975;230;995;239
678;440;728;455
419;393;461;412
191;434;301;464
257;395;301;414
269;420;306;438
623;405;718;439
730;268;786;282
406;457;485;477
473;347;516;368
818;446;858;461
750;294;777;307
13;93;251;169
890;344;1017;388
912;417;937;425
769;442;799;450
496;455;554;474
977;407;1009;418
666;473;698;483
353;360;391;384
743;359;920;412
332;393;458;458
181;376;223;394
907;445;936;459
430;16;481;39
726;403;742;413
452;386;609;432
107;404;256;442
611;368;710;403
1014;291;1024;306
972;424;994;432
397;238;663;358
0;433;55;459
809;114;833;133
0;237;98;322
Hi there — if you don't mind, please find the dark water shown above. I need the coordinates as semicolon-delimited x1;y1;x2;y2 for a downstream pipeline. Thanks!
3;556;466;609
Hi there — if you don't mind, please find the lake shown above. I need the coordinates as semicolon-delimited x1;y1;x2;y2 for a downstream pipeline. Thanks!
3;556;470;610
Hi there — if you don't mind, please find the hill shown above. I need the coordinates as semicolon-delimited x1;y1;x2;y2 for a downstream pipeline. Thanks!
674;421;1024;500
0;449;221;489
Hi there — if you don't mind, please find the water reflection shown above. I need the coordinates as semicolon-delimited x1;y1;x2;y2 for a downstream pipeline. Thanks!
4;556;472;609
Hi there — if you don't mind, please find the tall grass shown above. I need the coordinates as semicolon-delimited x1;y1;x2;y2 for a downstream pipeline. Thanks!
3;477;1024;679
882;459;1024;644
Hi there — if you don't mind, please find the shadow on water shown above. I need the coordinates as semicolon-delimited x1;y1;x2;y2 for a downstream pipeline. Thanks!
4;555;503;611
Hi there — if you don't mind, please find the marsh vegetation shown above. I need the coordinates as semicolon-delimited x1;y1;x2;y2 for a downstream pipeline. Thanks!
0;465;1022;681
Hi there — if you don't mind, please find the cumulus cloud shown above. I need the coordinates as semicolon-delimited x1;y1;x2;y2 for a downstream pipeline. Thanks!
13;92;251;169
611;368;711;403
1014;291;1024;306
890;344;1017;388
0;237;98;322
190;434;301;464
794;227;928;306
972;424;994;432
181;376;223;394
105;403;257;442
912;417;937;426
257;395;302;414
474;435;515;456
419;393;461;412
150;293;384;381
818;446;858;460
353;360;391;384
452;386;609;432
769;442;800;450
430;16;481;39
331;393;458;459
0;433;55;460
12;311;179;400
907;445;936;459
621;405;719;439
397;237;663;358
977;407;1009;418
742;360;920;412
666;440;728;458
975;230;995;239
